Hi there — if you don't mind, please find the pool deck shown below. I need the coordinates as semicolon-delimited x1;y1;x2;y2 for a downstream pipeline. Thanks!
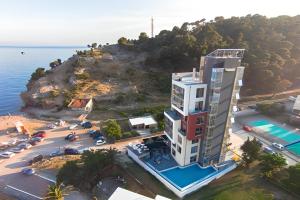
127;144;237;198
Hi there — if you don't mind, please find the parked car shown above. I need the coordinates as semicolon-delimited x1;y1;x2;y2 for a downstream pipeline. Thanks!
248;105;257;109
65;133;75;140
28;140;38;146
30;137;44;143
18;143;32;149
263;146;276;154
69;124;78;130
92;131;104;139
95;139;106;146
64;148;79;155
10;147;25;153
28;155;43;165
68;135;79;142
272;142;284;150
243;125;252;132
32;131;46;138
94;135;105;141
47;124;57;129
49;150;62;157
21;168;35;175
0;151;15;158
88;130;97;136
81;121;92;129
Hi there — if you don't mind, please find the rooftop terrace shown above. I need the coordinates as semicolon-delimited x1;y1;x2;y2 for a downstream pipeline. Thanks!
172;71;203;85
206;49;245;58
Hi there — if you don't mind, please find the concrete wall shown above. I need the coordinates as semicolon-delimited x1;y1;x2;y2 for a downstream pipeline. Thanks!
127;148;237;198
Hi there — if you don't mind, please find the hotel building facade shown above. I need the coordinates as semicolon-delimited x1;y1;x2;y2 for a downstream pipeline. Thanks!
164;49;245;167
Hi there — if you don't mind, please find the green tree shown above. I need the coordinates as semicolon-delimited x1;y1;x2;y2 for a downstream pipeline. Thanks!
139;32;149;41
45;182;66;200
118;37;129;46
30;67;46;81
260;153;287;178
240;137;262;166
284;163;300;194
103;120;122;140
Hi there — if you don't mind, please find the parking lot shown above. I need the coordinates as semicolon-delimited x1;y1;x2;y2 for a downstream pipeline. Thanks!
229;109;300;166
0;116;104;199
0;115;148;199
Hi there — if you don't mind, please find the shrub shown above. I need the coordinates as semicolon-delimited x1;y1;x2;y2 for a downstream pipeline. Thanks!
49;90;60;98
75;72;90;80
121;131;139;139
30;68;46;81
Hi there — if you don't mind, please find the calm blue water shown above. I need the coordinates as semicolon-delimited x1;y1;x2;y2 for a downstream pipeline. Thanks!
161;164;217;189
0;47;84;115
249;120;300;155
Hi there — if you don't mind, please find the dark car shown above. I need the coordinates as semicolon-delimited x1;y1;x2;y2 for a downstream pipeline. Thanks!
64;148;79;155
82;121;92;129
28;140;38;146
92;131;104;139
68;135;79;142
28;155;43;165
88;130;97;137
32;131;46;138
21;168;35;175
65;133;75;140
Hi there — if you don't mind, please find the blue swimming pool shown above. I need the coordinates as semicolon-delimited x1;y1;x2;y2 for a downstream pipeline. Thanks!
160;164;217;189
249;120;300;155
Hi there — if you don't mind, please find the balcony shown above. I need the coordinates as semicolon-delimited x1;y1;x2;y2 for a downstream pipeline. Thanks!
164;110;181;121
178;129;187;136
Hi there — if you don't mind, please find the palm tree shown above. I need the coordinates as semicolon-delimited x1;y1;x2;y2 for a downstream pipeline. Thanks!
44;182;66;200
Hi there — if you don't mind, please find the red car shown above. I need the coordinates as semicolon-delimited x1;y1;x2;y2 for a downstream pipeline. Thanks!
32;131;46;138
243;125;252;132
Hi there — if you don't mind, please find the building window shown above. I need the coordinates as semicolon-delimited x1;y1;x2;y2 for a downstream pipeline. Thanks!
172;142;176;147
196;116;205;124
195;127;203;136
177;135;182;145
177;146;181;154
191;146;198;154
190;155;197;163
172;148;176;156
192;139;199;144
195;101;203;111
196;88;204;98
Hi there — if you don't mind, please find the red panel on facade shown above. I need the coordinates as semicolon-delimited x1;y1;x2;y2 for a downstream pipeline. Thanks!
186;112;208;140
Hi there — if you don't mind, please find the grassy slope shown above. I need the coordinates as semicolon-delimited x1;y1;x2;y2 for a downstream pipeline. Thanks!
123;161;297;200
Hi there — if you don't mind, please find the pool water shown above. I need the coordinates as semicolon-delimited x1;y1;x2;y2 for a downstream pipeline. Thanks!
160;164;217;189
249;120;300;155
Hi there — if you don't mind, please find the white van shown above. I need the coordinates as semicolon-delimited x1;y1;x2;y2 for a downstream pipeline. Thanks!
272;142;284;150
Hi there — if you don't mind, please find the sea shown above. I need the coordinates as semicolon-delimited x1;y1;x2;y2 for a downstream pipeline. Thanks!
0;46;85;116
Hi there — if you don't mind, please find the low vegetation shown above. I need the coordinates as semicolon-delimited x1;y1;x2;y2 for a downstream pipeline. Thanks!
256;103;285;116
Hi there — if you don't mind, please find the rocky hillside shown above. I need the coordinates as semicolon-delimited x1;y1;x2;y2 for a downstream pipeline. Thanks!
21;45;170;119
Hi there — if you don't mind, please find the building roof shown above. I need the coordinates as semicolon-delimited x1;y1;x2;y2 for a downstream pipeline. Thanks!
109;188;171;200
293;95;300;111
129;116;157;126
68;98;91;109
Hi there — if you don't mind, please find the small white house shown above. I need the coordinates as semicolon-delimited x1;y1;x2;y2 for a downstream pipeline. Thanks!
68;98;93;113
129;115;157;130
292;95;300;115
109;187;170;200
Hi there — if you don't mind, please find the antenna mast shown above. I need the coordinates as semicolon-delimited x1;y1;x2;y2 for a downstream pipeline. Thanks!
151;17;154;38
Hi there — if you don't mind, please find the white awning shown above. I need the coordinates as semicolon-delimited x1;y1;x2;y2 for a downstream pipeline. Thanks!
129;116;157;126
293;95;300;111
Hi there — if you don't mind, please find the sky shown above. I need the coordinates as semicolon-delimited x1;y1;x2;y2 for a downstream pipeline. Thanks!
0;0;299;46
